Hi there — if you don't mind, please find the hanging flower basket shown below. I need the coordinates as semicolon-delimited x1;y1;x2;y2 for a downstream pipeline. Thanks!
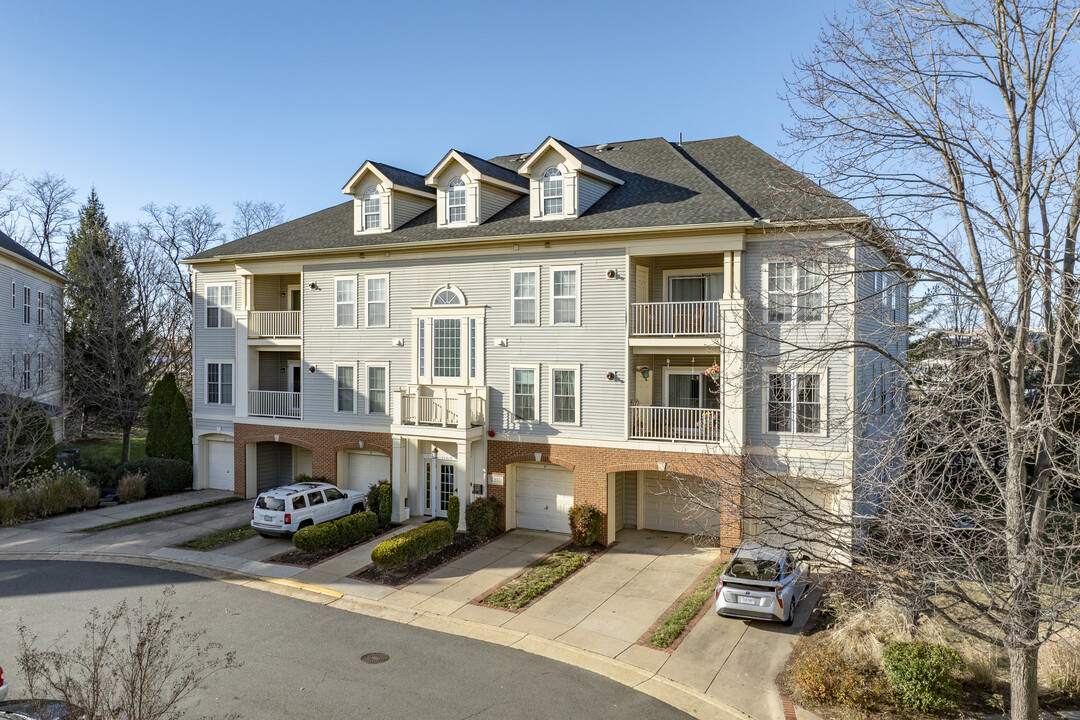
704;363;722;380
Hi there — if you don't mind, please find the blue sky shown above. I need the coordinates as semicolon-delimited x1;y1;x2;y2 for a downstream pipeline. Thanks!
0;1;841;233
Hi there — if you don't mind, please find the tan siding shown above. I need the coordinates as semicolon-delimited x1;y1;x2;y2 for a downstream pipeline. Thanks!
577;175;611;215
392;194;434;229
479;184;519;223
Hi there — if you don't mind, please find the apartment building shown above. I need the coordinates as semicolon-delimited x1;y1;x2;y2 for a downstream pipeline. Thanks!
0;230;64;440
184;135;908;545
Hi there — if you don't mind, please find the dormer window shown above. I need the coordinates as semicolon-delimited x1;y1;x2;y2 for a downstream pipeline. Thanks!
542;167;563;215
447;177;467;223
362;186;380;230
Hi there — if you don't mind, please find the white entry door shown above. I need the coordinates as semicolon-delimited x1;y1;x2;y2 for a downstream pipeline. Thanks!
206;440;234;491
423;455;456;518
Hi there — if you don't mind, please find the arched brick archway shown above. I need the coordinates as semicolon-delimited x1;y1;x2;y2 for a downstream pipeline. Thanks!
502;454;577;472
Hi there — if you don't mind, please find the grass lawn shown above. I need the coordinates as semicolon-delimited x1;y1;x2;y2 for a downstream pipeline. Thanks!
82;497;239;532
481;549;591;610
648;563;725;648
177;524;257;551
64;430;147;464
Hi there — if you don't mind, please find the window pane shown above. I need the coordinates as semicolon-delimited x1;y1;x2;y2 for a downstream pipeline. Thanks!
668;374;702;408
795;374;821;433
514;369;535;421
469;318;477;378
367;277;387;325
337;366;354;412
513;271;536;324
207;363;219;404
553;369;576;423
368;366;386;414
767;373;791;432
336;279;355;326
433;318;460;378
419;319;425;376
798;262;824;322
553;297;576;324
514;298;535;325
206;306;219;328
768;263;794;322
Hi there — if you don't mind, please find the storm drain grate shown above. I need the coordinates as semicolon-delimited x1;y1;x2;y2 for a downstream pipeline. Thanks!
361;652;390;664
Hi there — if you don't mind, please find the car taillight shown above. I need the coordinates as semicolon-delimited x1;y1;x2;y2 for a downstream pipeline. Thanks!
1;665;5;684
715;580;724;602
284;513;291;525
775;587;784;609
251;508;255;520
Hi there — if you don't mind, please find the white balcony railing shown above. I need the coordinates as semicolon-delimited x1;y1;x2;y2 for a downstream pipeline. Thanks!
248;310;301;338
630;406;723;442
248;390;301;419
397;386;487;429
630;301;723;336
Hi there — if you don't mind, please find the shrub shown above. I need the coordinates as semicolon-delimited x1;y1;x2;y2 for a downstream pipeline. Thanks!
146;372;178;458
292;474;329;484
568;503;603;546
370;520;454;567
790;635;892;709
882;641;964;713
447;495;460;530
466;496;503;537
378;483;392;527
117;472;147;503
367;481;388;519
80;456;120;490
166;391;193;463
293;511;378;552
0;466;99;524
115;457;192;498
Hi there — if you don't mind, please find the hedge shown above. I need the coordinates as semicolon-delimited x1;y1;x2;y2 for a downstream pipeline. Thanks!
378;483;392;527
466;497;503;538
293;511;379;553
370;520;454;567
447;495;460;529
115;457;192;498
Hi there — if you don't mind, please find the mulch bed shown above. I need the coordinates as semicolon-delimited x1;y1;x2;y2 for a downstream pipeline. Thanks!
264;524;401;568
349;531;489;588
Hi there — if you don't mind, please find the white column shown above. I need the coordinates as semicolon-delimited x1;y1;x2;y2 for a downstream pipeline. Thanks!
722;299;747;447
455;439;469;531
730;250;743;299
391;436;405;522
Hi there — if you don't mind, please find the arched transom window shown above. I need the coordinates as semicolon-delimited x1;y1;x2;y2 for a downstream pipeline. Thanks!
362;186;380;230
542;167;563;215
433;287;463;306
447;177;467;223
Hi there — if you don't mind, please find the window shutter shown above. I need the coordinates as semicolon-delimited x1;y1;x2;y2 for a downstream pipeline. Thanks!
382;192;392;231
761;262;770;322
531;180;542;218
467;184;478;224
564;174;576;216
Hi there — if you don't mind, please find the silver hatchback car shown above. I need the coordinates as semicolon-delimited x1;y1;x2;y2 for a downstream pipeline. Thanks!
714;542;807;624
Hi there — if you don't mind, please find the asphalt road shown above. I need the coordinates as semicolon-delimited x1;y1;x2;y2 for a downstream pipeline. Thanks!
0;561;692;719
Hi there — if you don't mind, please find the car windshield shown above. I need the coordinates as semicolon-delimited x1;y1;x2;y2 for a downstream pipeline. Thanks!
255;496;286;512
725;555;781;582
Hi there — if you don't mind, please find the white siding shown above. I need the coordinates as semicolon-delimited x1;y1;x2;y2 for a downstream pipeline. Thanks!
193;268;239;415
0;258;63;409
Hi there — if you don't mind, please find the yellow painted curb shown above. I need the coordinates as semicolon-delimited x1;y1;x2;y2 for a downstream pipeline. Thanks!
259;577;343;599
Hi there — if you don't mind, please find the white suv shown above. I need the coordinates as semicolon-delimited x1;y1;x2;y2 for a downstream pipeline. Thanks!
251;482;366;538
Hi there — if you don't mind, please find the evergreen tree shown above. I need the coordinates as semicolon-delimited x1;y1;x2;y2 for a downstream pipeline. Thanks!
165;390;192;463
146;373;178;458
65;190;153;461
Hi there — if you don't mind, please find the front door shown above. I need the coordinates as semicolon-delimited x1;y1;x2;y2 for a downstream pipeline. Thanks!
288;285;301;311
423;455;456;518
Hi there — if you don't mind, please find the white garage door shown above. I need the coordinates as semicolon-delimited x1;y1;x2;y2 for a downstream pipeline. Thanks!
641;471;699;534
347;451;390;493
515;463;573;533
206;440;234;491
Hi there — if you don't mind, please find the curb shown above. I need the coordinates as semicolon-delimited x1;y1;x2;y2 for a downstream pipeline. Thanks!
2;550;754;720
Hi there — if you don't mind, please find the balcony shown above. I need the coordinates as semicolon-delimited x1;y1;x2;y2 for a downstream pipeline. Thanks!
397;386;487;429
248;310;301;339
630;301;723;336
630;406;723;443
249;390;301;419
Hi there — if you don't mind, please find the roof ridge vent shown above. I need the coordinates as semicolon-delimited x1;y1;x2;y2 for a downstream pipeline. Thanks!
594;143;611;152
517;154;529;162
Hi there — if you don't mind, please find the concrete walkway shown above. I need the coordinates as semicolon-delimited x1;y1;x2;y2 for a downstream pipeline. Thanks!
0;492;811;720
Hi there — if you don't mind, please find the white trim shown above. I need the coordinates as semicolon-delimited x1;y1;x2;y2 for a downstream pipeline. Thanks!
549;364;581;426
429;284;466;307
204;359;235;406
762;367;828;437
334;276;357;328
366;363;388;415
365;273;389;327
361;185;381;231
510;267;539;326
661;266;723;301
287;284;301;311
549;264;580;326
447;177;467;224
511;364;540;423
204;283;235;329
762;259;828;324
660;366;719;409
541;166;565;217
334;362;357;414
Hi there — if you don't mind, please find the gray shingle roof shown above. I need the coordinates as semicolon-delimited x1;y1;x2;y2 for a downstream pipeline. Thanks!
454;151;529;190
368;162;433;195
189;136;862;261
0;230;61;276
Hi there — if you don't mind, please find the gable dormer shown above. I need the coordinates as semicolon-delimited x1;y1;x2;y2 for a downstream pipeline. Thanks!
424;150;528;228
517;137;624;221
342;161;435;235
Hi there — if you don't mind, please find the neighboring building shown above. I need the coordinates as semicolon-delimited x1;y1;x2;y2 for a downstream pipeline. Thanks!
184;135;908;545
0;230;65;439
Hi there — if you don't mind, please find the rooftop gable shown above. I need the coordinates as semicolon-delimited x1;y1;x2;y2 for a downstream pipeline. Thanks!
517;136;624;185
342;161;433;197
425;149;528;194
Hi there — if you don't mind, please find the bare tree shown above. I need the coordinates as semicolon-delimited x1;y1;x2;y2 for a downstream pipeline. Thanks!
17;587;239;720
673;2;1080;717
231;199;285;239
23;172;75;266
0;169;21;236
141;203;224;305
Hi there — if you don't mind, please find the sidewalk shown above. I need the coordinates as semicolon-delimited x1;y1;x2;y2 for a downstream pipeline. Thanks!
0;492;799;720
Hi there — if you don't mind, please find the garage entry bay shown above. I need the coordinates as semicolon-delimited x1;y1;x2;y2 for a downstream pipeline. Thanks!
515;463;573;533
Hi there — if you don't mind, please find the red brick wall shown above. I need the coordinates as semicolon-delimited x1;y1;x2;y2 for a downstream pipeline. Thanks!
231;423;393;496
486;440;742;546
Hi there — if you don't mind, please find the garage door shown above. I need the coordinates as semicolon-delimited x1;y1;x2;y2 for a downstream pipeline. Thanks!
347;451;390;493
515;463;573;533
206;440;234;491
641;471;699;534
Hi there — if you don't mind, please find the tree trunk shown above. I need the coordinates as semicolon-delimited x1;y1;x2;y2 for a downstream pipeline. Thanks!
121;424;132;463
1009;645;1039;720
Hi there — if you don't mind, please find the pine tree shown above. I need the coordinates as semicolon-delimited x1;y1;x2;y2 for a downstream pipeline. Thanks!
146;373;178;458
165;390;192;463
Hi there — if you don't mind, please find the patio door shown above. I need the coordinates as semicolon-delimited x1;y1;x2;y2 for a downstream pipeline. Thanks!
287;285;301;311
288;361;301;411
666;371;704;408
423;454;456;518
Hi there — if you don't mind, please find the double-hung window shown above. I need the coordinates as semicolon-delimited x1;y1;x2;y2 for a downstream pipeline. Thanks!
469;318;477;380
205;284;234;328
542;167;563;215
367;364;387;414
512;269;538;325
513;367;538;421
11;282;14;309
206;361;234;405
10;353;15;381
37;353;43;387
335;277;356;328
551;266;579;325
22;287;30;325
362;186;380;230
551;366;579;424
767;372;823;434
336;364;355;413
36;291;44;326
767;261;824;322
22;354;30;390
447;177;467;223
433;318;461;378
366;275;388;327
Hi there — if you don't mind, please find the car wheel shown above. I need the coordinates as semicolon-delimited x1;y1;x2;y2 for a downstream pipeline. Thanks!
351;504;364;515
783;597;797;626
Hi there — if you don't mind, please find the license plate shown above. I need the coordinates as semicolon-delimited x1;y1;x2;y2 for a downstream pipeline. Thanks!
262;514;275;522
737;595;758;606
